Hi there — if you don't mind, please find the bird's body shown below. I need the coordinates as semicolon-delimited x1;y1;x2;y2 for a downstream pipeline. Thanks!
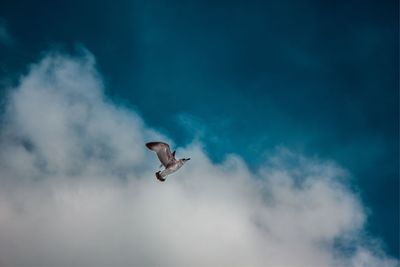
146;142;190;181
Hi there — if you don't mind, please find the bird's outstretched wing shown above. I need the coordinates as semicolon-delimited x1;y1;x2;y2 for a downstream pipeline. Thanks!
146;142;175;167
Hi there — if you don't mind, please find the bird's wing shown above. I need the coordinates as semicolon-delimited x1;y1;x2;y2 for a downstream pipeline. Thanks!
146;142;175;167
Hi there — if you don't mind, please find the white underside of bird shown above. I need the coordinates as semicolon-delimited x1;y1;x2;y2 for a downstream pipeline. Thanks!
145;142;190;182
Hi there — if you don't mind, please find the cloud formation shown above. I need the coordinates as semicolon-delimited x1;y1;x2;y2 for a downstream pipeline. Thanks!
0;51;397;267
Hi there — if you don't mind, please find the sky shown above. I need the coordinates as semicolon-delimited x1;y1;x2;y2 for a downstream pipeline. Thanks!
0;0;398;266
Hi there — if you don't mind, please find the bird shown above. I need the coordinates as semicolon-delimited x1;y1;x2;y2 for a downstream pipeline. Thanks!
145;141;190;182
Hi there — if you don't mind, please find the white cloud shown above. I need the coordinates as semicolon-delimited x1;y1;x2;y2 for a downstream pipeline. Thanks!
0;51;397;267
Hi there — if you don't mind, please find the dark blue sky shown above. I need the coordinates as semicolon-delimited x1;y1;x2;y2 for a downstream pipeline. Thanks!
0;0;398;257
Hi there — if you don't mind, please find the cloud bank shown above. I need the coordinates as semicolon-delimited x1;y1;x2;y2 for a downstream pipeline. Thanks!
0;51;397;267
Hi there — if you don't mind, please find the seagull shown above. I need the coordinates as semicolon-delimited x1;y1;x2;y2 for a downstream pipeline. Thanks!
145;141;190;182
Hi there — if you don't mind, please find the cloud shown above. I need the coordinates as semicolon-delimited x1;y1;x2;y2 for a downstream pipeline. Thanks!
0;51;397;267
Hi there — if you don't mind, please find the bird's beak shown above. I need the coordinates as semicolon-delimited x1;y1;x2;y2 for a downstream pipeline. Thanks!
186;158;191;161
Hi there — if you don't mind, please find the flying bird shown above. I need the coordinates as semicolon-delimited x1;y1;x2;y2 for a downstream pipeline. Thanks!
145;142;190;182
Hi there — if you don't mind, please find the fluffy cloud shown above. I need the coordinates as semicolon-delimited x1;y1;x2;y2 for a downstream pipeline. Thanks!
0;51;397;267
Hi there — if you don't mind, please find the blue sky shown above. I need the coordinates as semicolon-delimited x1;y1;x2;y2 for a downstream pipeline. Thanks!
0;0;398;262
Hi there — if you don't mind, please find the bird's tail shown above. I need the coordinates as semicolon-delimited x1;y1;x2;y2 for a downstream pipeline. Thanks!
155;171;166;182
